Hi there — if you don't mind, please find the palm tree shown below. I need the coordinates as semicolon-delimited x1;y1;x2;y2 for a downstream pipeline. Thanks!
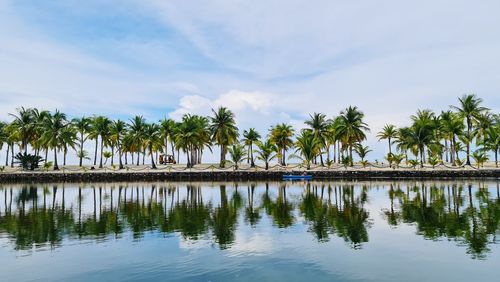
144;123;161;169
110;120;127;169
228;144;246;170
40;110;68;170
304;113;330;166
209;107;238;168
9;107;35;154
292;130;321;170
160;118;176;161
0;121;7;162
59;126;76;166
93;116;112;168
354;144;372;163
269;123;295;166
72;117;92;166
451;94;489;165
255;139;277;170
377;124;397;155
482;125;500;167
336;106;369;166
242;128;261;167
129;116;146;166
472;150;488;168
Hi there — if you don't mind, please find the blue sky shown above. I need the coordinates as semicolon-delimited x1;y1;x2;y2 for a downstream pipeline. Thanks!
1;0;500;161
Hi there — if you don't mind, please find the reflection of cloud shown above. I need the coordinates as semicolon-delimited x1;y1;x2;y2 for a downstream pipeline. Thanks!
225;231;274;257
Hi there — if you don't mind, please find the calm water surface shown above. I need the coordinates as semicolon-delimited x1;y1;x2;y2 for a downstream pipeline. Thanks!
1;180;500;281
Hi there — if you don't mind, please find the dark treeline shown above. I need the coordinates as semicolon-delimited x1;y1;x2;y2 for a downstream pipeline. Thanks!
1;182;499;258
0;94;498;170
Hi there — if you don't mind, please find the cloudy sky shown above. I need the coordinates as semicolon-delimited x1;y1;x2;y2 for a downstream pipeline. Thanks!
1;0;500;161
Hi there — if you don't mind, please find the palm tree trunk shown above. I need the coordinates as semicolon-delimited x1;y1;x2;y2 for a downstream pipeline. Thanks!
388;138;392;155
63;149;67;166
150;145;156;169
10;145;14;167
282;147;286;166
118;142;124;169
220;145;225;168
250;143;255;167
94;139;98;165
99;137;104;168
466;117;471;165
79;133;84;166
53;148;59;170
5;144;9;166
111;145;115;166
136;151;140;166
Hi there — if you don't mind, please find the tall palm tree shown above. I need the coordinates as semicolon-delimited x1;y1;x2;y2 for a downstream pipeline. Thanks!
60;126;77;166
451;94;488;165
242;128;261;167
0;121;7;161
9;107;35;154
110;120;127;169
304;113;330;166
209;107;238;168
255;139;277;170
482;125;500;167
129;116;146;166
144;123;161;169
93;116;112;168
160;118;176;160
440;111;464;164
336;106;369;166
40;110;68;170
269;123;295;166
377;124;397;155
72;117;92;166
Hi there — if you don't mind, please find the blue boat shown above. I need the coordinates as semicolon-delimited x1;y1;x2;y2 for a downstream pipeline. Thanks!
282;174;313;180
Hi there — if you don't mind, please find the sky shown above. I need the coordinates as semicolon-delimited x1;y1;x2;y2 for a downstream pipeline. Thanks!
1;0;500;162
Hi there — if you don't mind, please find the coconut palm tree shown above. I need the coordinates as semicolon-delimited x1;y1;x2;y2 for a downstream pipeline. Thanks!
472;150;488;168
59;126;77;166
242;128;261;167
292;130;321;170
482;125;500;167
144;123;161;169
354;144;371;163
160;118;176;161
228;144;246;170
110;120;127;169
451;94;489;165
209;107;238;168
40;110;68;170
377;124;397;155
0;121;7;162
93;116;112;168
269;123;295;166
255;139;277;170
72;117;92;166
305;113;331;166
129;116;146;166
9;107;35;154
336;106;369;166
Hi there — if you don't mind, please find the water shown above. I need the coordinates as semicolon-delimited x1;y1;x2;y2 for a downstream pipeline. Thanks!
1;180;499;282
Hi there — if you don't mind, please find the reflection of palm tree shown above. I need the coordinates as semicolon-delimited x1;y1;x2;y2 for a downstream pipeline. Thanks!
210;185;238;248
245;184;261;227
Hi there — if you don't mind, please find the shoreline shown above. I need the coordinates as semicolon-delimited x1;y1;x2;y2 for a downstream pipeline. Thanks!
1;167;500;183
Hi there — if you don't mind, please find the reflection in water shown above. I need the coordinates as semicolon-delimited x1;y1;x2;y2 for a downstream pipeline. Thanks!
1;181;500;259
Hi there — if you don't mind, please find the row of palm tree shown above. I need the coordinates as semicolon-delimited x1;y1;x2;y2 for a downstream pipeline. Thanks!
0;94;498;170
378;94;499;168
